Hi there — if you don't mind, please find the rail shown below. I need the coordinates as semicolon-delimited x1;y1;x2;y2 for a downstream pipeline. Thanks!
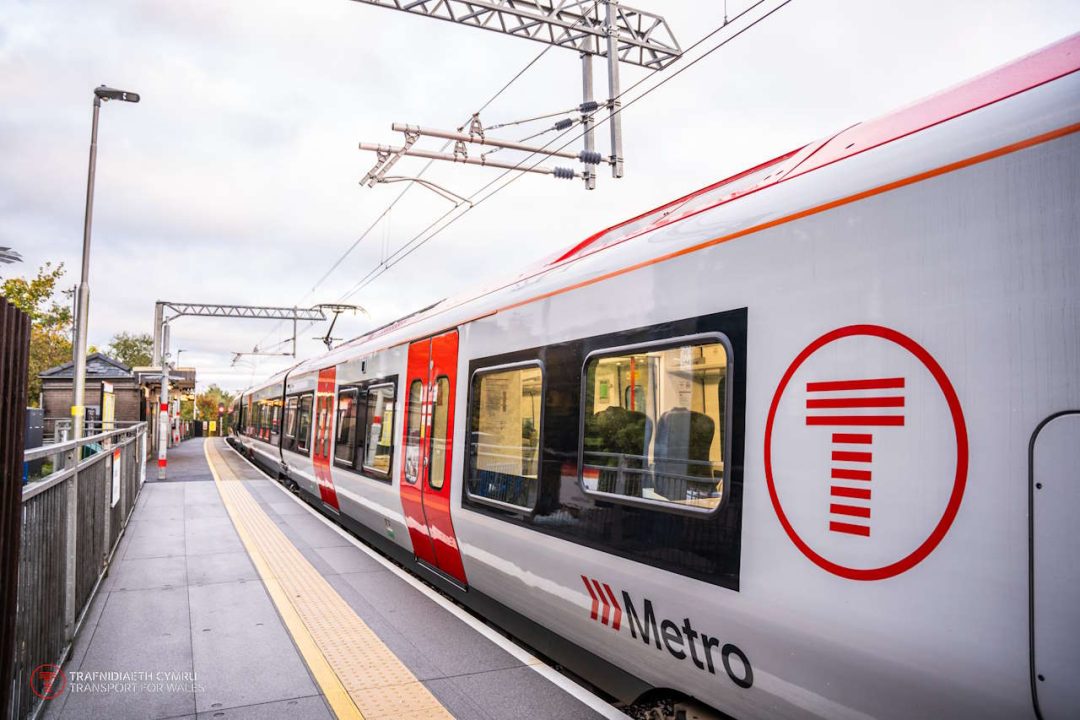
9;423;148;720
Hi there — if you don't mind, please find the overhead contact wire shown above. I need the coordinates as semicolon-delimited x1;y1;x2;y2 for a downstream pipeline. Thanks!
339;0;790;304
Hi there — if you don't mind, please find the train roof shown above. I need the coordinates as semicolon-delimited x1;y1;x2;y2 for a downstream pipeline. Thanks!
245;31;1080;392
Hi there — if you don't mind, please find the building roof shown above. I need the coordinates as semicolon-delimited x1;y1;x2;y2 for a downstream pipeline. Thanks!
39;353;133;380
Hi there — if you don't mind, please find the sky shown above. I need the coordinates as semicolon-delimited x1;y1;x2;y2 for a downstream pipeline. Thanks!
2;0;1078;392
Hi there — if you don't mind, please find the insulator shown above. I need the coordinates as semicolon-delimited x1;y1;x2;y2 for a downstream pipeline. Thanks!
579;100;600;113
577;150;603;165
553;118;574;131
553;167;576;180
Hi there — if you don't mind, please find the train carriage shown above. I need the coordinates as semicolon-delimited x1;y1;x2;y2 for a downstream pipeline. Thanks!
231;34;1080;720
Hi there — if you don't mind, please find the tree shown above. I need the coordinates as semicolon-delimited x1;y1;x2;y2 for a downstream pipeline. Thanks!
192;385;235;426
107;332;153;368
0;263;72;406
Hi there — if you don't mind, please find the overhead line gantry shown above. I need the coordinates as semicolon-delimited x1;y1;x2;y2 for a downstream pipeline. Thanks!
353;0;681;190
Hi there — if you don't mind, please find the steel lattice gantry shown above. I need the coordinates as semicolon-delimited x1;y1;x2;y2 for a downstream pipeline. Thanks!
157;302;328;321
352;0;681;186
349;0;681;69
151;302;327;365
150;301;328;480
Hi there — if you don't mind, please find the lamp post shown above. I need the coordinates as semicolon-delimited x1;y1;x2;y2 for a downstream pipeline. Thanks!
71;85;140;441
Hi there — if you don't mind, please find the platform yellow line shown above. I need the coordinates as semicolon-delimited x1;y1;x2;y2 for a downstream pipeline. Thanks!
204;439;453;720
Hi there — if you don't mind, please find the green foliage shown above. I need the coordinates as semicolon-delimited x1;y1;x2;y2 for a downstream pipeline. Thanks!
0;263;73;406
1;262;71;331
196;385;235;421
107;331;153;368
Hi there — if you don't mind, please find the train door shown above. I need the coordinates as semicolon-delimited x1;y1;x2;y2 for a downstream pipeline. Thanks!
1031;412;1080;719
401;330;467;586
311;367;340;511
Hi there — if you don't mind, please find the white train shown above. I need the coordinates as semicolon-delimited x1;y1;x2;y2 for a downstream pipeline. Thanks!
229;33;1080;720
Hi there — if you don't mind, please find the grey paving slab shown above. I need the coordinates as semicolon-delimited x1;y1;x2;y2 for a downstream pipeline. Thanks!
127;518;187;540
288;540;338;577
312;545;384;575
64;580;111;668
323;573;444;682
49;439;607;720
128;504;186;524
194;695;332;720
60;586;195;720
186;551;259;587
247;486;291;505
189;581;319;714
184;517;244;556
426;666;600;720
123;528;187;560
280;514;352;548
184;482;222;504
108;555;188;592
140;486;187;504
267;500;308;517
184;502;229;520
423;674;494;720
336;570;522;678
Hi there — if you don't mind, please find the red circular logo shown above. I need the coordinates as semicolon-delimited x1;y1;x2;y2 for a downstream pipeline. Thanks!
764;325;968;580
31;664;67;700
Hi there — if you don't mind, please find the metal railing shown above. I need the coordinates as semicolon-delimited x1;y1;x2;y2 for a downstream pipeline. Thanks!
9;423;147;720
40;418;147;447
582;450;722;503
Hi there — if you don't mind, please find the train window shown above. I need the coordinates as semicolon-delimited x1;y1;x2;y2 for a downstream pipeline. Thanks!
283;396;298;452
295;393;314;454
580;335;730;513
362;384;395;480
270;401;282;445
429;376;450;491
334;388;359;468
404;380;423;484
466;363;543;511
258;402;269;440
315;394;332;458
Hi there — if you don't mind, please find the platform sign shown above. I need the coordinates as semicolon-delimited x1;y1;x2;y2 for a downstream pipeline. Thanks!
138;434;146;485
111;448;122;507
101;381;116;433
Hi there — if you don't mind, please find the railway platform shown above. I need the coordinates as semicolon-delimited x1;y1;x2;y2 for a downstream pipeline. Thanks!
40;438;623;720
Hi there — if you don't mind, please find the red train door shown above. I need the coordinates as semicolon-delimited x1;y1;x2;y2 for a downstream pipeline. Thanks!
400;330;467;586
312;367;340;511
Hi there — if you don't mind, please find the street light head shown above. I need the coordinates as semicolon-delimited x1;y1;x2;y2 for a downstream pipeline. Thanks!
94;85;140;103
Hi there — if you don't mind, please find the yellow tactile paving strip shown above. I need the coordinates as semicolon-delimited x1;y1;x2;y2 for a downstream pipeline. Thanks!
203;440;454;720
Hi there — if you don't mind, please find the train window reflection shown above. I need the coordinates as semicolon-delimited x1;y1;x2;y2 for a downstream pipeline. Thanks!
296;393;314;454
581;338;729;512
335;388;358;467
282;396;298;453
404;380;423;484
270;401;282;444
467;363;543;511
363;384;395;479
429;376;451;491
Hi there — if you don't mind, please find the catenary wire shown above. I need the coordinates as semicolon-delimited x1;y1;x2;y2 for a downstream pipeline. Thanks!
337;0;789;305
250;0;605;356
